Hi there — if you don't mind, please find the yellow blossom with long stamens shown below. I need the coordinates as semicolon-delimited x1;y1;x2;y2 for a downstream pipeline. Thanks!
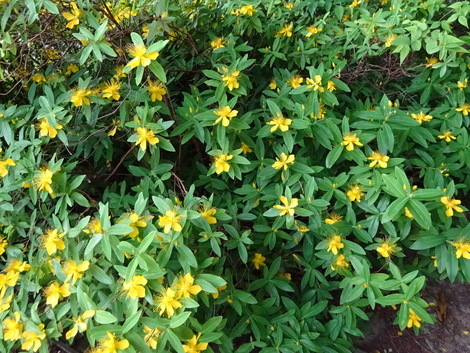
199;206;217;224
63;260;89;284
252;253;266;270
331;254;349;271
3;312;23;341
273;196;298;216
34;167;54;194
376;240;396;258
71;89;91;107
43;281;71;308
183;333;208;353
440;196;463;217
65;310;95;340
456;103;470;115
41;229;66;255
127;45;159;68
275;23;293;37
306;75;325;92
411;111;432;124
438;130;456;142
158;210;183;233
175;273;202;299
214;106;238;126
147;79;167;102
21;325;46;352
341;133;363;151
0;158;15;178
154;287;182;317
327;235;344;255
325;213;343;224
267;113;292;132
272;153;295;170
101;79;121;100
211;37;225;50
347;185;364;202
63;2;82;29
221;70;240;91
306;25;322;37
121;275;147;298
144;326;161;349
368;151;389;168
135;127;159;151
36;118;63;138
213;153;233;174
450;239;470;259
287;75;303;88
98;332;129;353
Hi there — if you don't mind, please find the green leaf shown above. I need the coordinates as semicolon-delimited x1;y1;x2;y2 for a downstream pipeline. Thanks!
382;197;408;223
407;199;431;229
169;311;191;328
325;144;343;168
95;310;118;324
122;310;142;334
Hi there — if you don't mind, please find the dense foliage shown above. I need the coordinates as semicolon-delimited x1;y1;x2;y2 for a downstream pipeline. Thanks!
1;0;469;352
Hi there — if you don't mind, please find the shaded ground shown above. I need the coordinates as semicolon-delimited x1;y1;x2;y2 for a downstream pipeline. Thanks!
354;279;470;353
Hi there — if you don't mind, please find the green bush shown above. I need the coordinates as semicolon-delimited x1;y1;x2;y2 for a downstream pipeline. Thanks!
0;0;469;352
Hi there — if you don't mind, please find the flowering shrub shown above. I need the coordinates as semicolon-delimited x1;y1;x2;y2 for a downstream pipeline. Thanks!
0;1;469;353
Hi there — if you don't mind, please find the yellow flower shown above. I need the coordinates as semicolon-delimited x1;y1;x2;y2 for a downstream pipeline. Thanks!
341;133;363;151
331;254;349;270
158;210;183;233
457;79;468;90
3;312;23;341
21;325;46;352
142;24;149;37
425;57;438;68
214;106;238;126
269;79;277;89
325;213;343;224
143;326;161;349
327;235;344;255
114;65;128;78
438;130;456;142
84;217;103;234
267;113;292;132
127;45;159;68
367;151;389;168
213;153;233;174
287;75;303;88
273;196;298;216
135;127;159;151
404;207;414;219
349;0;361;8
239;4;257;16
65;310;95;339
175;273;202;299
5;259;31;273
252;253;266;270
154;287;182;317
41;228;66;255
128;212;152;237
240;142;253;154
63;2;82;29
183;333;208;353
34;167;54;194
147;79;167;102
101;79;121;100
327;81;336;92
407;309;422;328
32;73;47;84
0;158;15;178
384;34;397;47
108;119;121;136
210;284;227;299
36;118;63;138
275;23;294;37
456;103;470;115
347;185;365;202
199;206;217;224
65;64;79;76
211;37;225;50
272;153;295;170
122;275;147;298
440;196;463;217
411;111;432;124
0;294;13;313
0;235;7;255
376;240;396;258
284;2;295;10
306;25;322;37
71;89;91;107
306;75;325;92
98;332;129;353
222;70;240;91
44;281;71;308
63;260;90;284
450;239;470;259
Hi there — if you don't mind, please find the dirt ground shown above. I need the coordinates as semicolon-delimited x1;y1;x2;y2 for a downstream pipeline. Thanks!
354;279;470;353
